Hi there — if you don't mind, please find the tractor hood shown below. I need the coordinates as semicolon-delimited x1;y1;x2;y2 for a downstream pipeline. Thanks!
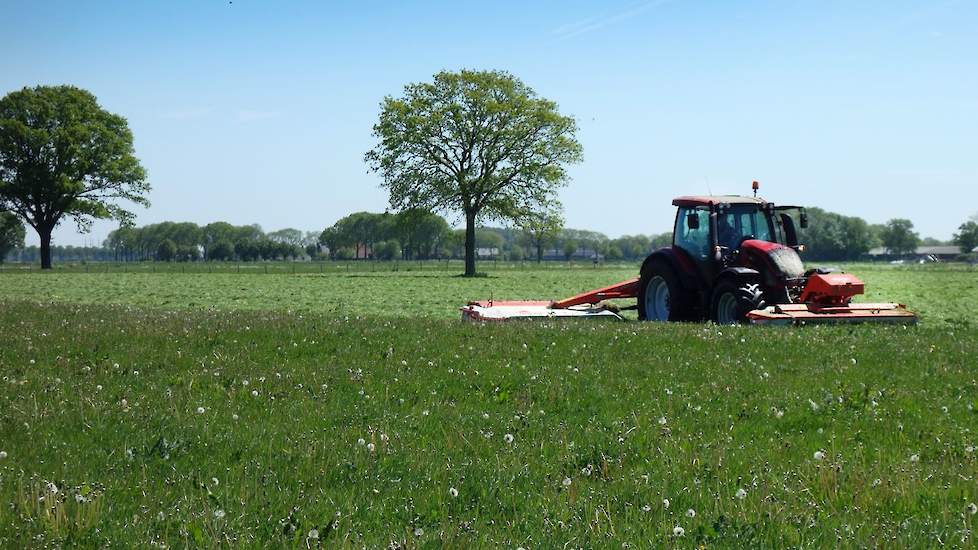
740;239;805;279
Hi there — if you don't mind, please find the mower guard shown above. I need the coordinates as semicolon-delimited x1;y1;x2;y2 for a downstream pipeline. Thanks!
460;301;624;322
746;302;917;325
460;278;639;321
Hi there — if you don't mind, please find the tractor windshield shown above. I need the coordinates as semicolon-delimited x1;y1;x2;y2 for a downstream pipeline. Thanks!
716;205;775;249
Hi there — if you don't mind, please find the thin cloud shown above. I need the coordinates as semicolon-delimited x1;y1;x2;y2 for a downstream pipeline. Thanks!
552;0;673;40
159;108;211;120
235;109;280;122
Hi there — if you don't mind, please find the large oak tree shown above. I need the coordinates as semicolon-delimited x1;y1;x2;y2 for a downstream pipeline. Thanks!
366;70;582;276
0;85;149;268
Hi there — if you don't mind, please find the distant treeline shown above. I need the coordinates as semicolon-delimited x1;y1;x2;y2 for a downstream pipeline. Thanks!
4;206;975;264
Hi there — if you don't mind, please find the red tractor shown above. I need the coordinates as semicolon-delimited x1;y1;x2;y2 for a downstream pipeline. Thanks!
461;185;916;324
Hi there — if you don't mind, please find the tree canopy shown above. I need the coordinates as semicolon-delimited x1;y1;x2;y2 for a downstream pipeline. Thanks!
366;69;582;276
880;218;920;256
0;85;149;268
0;211;25;263
953;220;978;253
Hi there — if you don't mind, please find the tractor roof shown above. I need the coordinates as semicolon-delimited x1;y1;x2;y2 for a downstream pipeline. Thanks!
672;195;769;207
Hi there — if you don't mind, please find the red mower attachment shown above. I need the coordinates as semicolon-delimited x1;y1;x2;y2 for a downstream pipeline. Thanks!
746;272;917;325
460;278;639;321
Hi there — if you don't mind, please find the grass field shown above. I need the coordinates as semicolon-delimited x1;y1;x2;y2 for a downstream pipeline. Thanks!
0;262;976;324
1;263;977;547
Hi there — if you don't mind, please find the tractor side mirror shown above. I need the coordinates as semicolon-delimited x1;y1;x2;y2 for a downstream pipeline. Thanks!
799;211;809;229
686;212;700;230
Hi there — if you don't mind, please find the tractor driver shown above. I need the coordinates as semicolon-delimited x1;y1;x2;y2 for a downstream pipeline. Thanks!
717;214;740;250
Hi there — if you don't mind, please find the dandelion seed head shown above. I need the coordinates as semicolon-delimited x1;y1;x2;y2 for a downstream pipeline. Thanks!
449;487;458;498
366;442;375;452
909;454;920;463
414;527;423;537
813;450;826;461
213;509;225;519
673;526;685;537
735;488;748;500
968;502;977;515
662;498;670;509
196;406;205;414
686;508;695;518
357;438;366;446
562;477;572;487
504;433;514;444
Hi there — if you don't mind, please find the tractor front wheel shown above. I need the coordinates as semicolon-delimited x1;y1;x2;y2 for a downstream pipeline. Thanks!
710;280;765;324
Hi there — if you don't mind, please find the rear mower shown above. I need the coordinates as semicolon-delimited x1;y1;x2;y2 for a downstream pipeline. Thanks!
461;183;917;325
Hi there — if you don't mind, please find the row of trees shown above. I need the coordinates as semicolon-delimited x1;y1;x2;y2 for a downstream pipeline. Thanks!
104;222;318;262
3;209;976;264
317;209;674;262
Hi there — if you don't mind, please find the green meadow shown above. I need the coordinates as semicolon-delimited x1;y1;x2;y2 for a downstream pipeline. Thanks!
1;263;976;547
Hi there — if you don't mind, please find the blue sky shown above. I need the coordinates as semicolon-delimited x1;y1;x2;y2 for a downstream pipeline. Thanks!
2;0;975;246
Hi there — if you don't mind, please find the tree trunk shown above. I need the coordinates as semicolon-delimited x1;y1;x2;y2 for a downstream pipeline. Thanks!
536;241;543;263
40;228;53;269
464;212;477;277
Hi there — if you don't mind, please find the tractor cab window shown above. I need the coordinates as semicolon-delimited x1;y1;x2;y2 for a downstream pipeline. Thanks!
674;207;711;260
716;205;774;249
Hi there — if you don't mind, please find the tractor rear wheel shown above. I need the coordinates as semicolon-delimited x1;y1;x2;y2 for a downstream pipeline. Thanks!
710;280;765;324
638;263;693;321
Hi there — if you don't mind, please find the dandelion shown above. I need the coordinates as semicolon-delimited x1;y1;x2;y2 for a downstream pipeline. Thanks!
196;406;205;414
251;390;259;397
941;406;948;414
504;433;514;444
968;502;977;515
581;465;593;476
813;450;826;461
414;527;424;537
380;433;389;442
242;380;249;386
75;494;86;503
232;414;239;421
658;416;667;425
809;399;819;411
562;477;572;487
307;528;319;540
214;509;226;519
673;526;685;537
449;487;459;498
211;477;219;486
47;482;59;494
642;504;652;512
366;442;375;452
482;413;490;419
686;508;696;518
0;451;6;459
357;438;366;446
96;385;103;391
966;445;975;454
872;478;881;487
422;409;430;416
774;408;784;419
662;498;670;509
735;488;748;500
909;454;920;463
